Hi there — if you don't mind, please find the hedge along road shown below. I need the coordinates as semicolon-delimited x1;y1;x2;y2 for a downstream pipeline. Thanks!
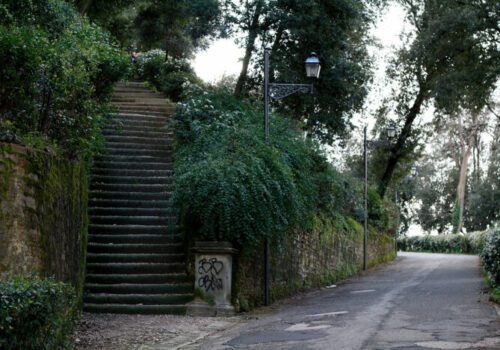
182;253;500;350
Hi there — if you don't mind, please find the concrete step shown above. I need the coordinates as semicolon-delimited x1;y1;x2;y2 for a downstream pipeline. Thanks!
88;234;183;244
112;96;167;102
93;161;172;171
112;99;171;106
89;215;177;226
83;303;187;315
94;156;172;166
89;207;175;217
87;242;183;254
107;119;168;130
86;262;185;274
115;105;174;114
91;175;173;186
85;283;192;294
117;109;170;117
84;293;192;305
102;147;172;157
86;253;184;264
104;135;173;145
88;198;172;209
92;167;173;177
89;224;176;235
89;190;171;201
90;183;173;193
113;112;170;121
103;142;172;152
102;129;173;139
104;123;170;133
86;273;190;284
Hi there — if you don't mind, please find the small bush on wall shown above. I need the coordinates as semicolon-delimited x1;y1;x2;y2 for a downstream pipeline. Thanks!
0;275;77;350
134;49;201;101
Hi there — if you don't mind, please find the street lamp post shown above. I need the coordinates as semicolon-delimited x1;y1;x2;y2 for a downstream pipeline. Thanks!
263;48;320;306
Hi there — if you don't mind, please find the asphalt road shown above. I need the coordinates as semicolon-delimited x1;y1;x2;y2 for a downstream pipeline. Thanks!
190;252;500;350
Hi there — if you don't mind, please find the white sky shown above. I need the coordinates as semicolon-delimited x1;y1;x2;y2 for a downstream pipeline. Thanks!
193;5;407;85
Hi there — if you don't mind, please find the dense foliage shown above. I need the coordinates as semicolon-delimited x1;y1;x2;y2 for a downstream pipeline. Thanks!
397;231;486;254
0;0;128;156
134;49;201;101
375;0;500;197
134;0;224;57
0;276;77;350
481;226;500;287
173;84;397;246
230;0;382;143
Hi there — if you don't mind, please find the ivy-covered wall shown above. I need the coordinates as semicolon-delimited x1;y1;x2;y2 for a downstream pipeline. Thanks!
233;213;396;309
0;143;88;298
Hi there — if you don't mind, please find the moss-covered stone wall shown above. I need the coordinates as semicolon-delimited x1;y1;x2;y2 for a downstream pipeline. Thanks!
0;143;88;297
233;212;396;309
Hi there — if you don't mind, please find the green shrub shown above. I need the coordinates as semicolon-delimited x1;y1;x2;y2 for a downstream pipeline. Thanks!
173;85;325;246
159;71;202;101
481;226;500;287
0;276;77;350
134;49;197;101
0;0;77;37
0;0;129;156
398;230;489;255
173;85;396;247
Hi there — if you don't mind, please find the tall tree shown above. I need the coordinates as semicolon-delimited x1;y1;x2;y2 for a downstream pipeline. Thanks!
134;0;224;58
451;110;486;233
377;0;500;198
230;0;385;142
233;0;267;98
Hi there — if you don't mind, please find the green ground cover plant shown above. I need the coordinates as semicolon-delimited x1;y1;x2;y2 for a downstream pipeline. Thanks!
0;275;77;350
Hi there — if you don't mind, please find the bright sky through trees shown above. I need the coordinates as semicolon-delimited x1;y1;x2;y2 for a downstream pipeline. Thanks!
193;5;406;84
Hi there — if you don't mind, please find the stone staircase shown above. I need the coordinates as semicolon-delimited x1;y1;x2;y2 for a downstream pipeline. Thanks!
83;81;193;314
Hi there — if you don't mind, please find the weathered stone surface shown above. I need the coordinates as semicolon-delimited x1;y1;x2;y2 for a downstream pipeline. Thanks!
0;142;88;295
0;144;41;275
234;216;396;307
188;242;238;316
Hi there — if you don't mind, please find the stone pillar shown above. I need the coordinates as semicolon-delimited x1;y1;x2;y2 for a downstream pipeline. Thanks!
187;241;238;316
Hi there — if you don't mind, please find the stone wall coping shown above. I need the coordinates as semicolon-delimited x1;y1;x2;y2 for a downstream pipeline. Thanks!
192;241;239;255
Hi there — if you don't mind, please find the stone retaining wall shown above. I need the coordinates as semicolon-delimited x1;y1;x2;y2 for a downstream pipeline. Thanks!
233;214;396;309
0;143;88;296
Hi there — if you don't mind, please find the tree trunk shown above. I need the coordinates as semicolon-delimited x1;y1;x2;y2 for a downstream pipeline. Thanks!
268;26;284;81
79;0;93;16
454;113;479;233
455;144;472;233
378;88;426;198
234;1;264;98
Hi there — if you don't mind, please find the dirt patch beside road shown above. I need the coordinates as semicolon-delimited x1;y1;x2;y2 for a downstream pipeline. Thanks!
74;313;241;350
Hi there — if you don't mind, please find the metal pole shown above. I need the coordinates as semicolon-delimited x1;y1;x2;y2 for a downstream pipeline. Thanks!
264;48;270;306
363;125;368;271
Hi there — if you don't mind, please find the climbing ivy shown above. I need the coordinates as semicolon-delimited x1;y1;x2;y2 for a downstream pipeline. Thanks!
173;85;399;247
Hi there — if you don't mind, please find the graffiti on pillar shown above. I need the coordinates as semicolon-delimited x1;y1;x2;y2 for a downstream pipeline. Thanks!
198;258;223;291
